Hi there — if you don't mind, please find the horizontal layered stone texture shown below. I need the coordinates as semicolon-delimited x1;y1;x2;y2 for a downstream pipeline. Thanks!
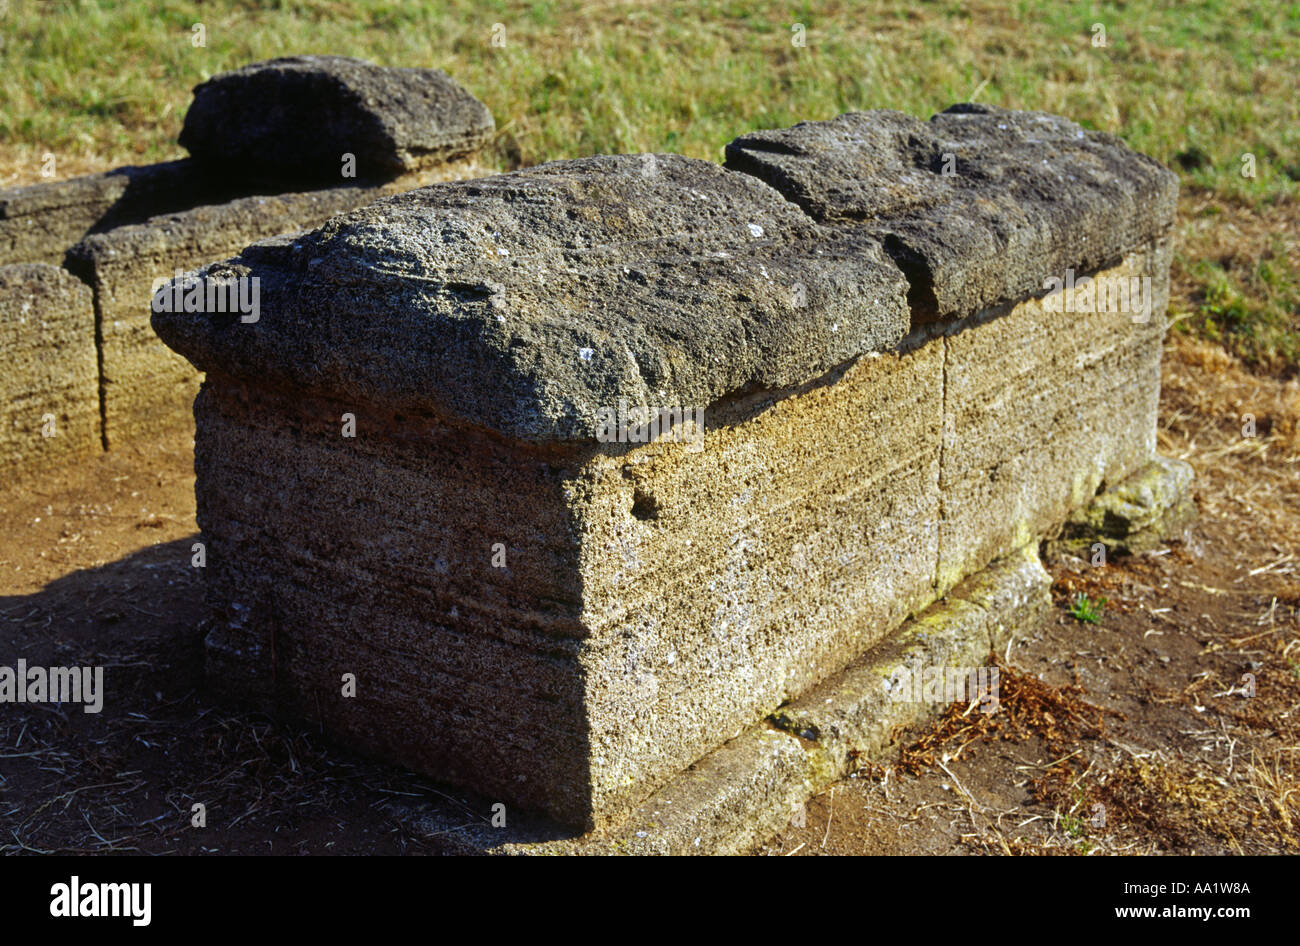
180;56;495;185
153;106;1178;832
0;160;235;267
726;103;1177;593
394;545;1052;854
155;155;915;826
934;240;1170;590
0;264;99;482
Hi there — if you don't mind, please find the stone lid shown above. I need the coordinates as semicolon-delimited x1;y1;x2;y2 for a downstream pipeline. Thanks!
725;104;1178;320
151;154;910;442
178;56;495;184
0;262;91;308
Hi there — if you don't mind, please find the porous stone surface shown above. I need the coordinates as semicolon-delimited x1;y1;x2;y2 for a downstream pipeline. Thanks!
725;104;1179;320
194;375;596;823
156;154;919;829
388;545;1052;854
570;340;943;823
726;106;1178;591
934;239;1173;591
0;56;494;267
186;339;940;830
175;245;1129;830
66;184;409;446
153;154;913;442
153;111;1178;833
179;56;495;184
0;264;99;481
1048;455;1197;557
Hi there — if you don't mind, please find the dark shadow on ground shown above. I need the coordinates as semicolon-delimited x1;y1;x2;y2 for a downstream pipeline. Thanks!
0;536;573;854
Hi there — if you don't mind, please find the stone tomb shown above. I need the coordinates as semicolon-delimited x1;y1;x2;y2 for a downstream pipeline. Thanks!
152;105;1177;832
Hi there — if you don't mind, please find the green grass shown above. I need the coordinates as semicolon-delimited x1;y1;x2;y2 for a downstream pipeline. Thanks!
1187;254;1299;365
1173;207;1300;368
1059;798;1096;853
1068;592;1107;625
3;0;1297;190
1;0;1297;364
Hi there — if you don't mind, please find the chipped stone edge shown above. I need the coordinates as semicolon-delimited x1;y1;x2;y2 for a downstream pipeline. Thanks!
386;543;1051;855
1045;456;1196;558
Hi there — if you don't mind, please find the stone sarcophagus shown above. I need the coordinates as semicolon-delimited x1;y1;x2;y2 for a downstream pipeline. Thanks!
152;105;1177;832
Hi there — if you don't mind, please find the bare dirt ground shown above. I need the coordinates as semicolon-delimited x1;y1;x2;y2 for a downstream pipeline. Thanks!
0;433;443;853
2;326;1297;856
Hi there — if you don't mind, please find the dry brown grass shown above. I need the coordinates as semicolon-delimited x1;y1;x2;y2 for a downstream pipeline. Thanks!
1161;333;1300;561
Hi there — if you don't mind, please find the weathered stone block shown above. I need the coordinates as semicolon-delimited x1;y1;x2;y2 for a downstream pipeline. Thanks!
570;341;941;817
179;56;495;185
188;361;937;831
188;344;941;827
726;103;1178;321
725;104;1178;592
155;154;917;827
1048;455;1197;557
0;160;223;267
935;240;1171;588
153;110;1178;832
66;185;414;446
0;56;493;268
392;544;1052;854
0;264;99;481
